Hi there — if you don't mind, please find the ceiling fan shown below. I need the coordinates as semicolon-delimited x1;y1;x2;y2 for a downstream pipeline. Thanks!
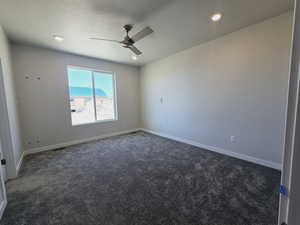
90;24;153;56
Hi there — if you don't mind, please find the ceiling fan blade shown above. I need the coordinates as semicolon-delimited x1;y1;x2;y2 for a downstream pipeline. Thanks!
131;27;153;42
128;45;142;55
89;38;121;43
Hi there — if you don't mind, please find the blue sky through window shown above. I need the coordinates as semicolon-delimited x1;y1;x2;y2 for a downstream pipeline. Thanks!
94;72;113;97
68;68;114;97
68;68;92;88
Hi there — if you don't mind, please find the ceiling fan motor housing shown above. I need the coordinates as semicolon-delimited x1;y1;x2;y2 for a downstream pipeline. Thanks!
124;24;133;33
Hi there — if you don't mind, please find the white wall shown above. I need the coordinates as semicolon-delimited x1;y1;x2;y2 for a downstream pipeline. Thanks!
140;12;293;169
0;26;23;178
11;44;140;151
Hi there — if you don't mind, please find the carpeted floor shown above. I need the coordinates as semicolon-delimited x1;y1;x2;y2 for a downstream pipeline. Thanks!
1;131;280;225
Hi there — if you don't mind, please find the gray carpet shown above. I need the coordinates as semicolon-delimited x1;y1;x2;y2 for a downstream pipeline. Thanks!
1;131;280;225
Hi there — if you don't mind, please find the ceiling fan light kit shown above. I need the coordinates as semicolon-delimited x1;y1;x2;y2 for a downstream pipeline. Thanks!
90;24;153;57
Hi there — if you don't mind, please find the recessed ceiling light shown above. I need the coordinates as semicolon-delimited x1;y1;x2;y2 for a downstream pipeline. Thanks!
211;13;222;22
132;55;138;61
53;35;64;42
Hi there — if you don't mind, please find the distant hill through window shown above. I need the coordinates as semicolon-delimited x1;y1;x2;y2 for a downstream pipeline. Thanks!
69;87;107;97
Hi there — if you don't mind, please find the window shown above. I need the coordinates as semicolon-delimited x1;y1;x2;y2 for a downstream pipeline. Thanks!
67;67;116;126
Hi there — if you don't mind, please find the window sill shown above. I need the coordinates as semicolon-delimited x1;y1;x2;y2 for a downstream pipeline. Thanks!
72;119;118;127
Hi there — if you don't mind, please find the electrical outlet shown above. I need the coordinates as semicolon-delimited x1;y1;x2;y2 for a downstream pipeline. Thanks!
230;136;236;143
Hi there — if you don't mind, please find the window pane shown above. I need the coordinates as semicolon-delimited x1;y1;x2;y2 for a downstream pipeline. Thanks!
94;72;115;121
68;68;95;125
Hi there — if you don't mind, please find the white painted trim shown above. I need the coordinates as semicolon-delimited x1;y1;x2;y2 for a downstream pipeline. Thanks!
16;151;25;175
25;129;141;156
24;127;282;170
0;199;7;220
141;128;282;170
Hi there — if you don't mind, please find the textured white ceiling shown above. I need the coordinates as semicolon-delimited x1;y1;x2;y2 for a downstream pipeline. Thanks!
0;0;294;66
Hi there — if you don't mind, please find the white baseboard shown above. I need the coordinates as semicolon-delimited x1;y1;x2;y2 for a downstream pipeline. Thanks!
25;128;141;156
141;128;282;171
23;127;282;170
16;151;25;175
0;199;7;220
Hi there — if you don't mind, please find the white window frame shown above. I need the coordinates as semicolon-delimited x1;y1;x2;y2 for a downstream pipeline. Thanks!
67;65;118;126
